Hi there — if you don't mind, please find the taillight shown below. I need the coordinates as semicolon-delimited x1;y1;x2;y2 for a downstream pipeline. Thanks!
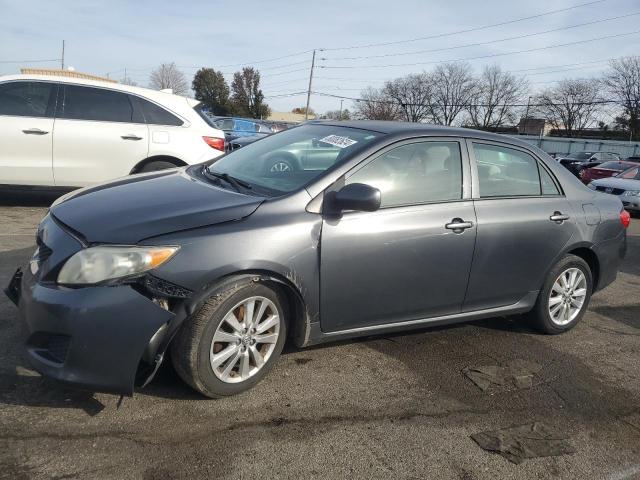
203;136;225;151
620;209;631;228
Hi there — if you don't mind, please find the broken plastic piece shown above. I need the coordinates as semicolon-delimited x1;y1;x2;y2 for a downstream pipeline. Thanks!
471;422;575;464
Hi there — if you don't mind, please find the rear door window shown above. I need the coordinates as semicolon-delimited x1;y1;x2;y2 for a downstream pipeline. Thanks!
0;81;55;118
473;143;556;197
61;85;133;123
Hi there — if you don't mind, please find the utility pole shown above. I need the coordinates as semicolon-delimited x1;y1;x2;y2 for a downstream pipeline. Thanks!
339;99;343;120
61;40;65;70
523;96;532;135
304;50;316;121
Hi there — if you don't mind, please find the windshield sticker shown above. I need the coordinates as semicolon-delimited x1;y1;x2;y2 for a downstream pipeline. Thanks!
318;135;358;149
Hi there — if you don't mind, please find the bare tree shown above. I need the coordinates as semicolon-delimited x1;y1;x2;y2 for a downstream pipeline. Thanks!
534;78;601;137
322;109;351;120
602;56;640;140
466;65;529;130
353;87;402;121
149;63;188;96
383;73;433;122
428;62;476;126
119;76;138;87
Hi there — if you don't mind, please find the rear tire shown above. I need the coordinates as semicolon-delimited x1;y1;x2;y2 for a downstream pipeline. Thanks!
171;282;287;398
526;254;592;334
138;161;179;173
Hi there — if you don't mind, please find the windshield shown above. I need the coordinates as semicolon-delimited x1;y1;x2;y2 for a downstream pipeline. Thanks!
207;124;383;195
566;152;593;160
597;161;630;171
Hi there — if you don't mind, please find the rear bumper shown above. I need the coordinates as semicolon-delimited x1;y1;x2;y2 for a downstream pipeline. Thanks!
8;267;175;395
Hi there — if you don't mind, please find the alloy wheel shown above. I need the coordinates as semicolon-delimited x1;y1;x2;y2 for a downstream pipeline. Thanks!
548;267;587;326
209;296;280;383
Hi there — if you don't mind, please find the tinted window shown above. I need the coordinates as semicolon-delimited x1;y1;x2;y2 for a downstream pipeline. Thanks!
347;141;463;207
474;143;542;197
62;85;133;122
0;81;54;117
215;119;234;130
137;97;183;126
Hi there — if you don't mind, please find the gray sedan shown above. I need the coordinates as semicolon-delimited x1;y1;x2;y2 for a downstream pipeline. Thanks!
6;121;629;398
589;164;640;213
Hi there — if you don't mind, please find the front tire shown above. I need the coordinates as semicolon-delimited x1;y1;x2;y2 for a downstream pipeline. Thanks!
171;282;287;398
527;254;593;334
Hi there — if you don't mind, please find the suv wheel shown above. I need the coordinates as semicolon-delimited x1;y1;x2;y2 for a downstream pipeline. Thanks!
171;282;287;398
527;254;592;334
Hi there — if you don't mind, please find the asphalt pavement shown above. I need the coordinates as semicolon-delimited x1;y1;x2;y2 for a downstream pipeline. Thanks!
0;193;639;479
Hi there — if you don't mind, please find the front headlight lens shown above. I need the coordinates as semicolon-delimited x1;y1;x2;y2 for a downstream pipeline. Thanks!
57;246;179;285
587;183;597;190
623;190;640;197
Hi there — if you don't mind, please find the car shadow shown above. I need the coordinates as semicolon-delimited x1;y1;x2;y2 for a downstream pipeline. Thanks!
0;189;71;207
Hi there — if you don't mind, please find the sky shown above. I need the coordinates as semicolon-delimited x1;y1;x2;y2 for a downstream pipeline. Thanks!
1;0;639;115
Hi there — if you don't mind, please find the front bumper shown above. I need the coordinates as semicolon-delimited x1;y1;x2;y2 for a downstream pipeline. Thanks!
7;266;175;395
622;198;640;211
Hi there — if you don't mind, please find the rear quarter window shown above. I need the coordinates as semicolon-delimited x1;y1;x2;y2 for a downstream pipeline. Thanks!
134;96;184;126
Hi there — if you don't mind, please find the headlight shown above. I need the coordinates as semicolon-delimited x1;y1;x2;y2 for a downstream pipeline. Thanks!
587;183;597;190
623;190;640;197
57;245;179;285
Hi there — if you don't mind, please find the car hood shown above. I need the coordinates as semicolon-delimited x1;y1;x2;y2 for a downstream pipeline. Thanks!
591;177;640;190
50;168;264;244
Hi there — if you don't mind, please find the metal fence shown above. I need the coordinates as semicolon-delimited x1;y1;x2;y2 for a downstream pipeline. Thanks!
506;135;640;158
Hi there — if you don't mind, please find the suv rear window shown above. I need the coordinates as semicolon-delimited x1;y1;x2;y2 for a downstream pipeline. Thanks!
135;96;183;126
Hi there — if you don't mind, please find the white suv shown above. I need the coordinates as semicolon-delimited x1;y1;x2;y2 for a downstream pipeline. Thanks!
0;74;225;188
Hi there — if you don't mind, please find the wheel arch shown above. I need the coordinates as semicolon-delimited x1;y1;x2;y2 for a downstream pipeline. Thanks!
566;246;600;291
130;155;187;174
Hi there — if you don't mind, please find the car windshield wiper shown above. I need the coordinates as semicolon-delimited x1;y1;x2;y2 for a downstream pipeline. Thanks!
203;168;253;192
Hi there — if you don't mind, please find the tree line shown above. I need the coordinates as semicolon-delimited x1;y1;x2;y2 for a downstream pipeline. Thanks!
352;56;640;141
135;62;271;119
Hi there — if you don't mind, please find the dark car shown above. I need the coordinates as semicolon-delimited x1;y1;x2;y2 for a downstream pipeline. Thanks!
5;121;629;398
580;160;638;184
558;151;621;177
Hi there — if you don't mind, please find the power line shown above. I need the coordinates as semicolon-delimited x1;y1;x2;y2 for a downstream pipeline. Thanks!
312;91;624;108
320;30;640;69
0;58;61;64
322;12;640;61
320;0;606;51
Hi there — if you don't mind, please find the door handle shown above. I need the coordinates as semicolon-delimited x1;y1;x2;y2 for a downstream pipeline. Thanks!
445;218;474;232
549;211;570;223
22;128;49;135
121;134;143;141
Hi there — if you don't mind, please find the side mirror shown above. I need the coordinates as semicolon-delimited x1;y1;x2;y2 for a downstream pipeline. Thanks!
328;183;381;213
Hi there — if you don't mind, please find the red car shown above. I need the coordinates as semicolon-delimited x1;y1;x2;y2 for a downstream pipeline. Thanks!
580;160;639;184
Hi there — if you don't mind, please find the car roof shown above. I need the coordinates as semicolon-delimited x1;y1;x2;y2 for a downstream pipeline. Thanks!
306;120;537;150
0;73;200;112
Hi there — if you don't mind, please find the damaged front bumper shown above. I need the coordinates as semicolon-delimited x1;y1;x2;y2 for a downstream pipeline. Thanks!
8;265;184;395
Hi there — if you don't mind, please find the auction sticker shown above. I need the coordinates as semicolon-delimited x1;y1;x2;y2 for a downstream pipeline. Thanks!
319;135;357;148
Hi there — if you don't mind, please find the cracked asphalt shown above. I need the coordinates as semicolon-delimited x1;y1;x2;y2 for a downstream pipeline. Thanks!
0;191;639;479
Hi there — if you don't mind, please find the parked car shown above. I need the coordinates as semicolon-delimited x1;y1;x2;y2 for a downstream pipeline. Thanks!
0;74;225;189
588;164;640;214
205;115;273;140
557;151;621;177
6;121;628;398
580;160;638;184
